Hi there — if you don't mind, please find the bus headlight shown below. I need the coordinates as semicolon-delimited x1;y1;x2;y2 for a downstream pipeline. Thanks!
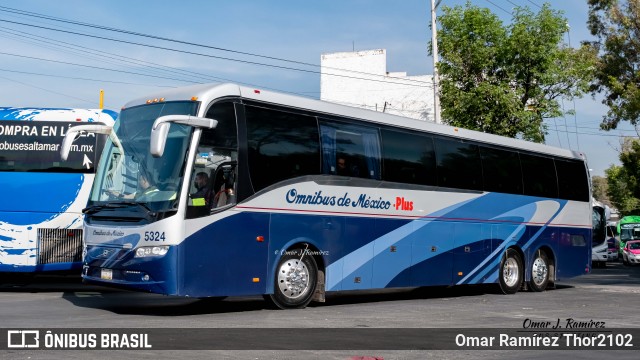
135;246;169;258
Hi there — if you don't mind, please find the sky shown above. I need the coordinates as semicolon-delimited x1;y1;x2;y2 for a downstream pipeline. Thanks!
0;0;634;177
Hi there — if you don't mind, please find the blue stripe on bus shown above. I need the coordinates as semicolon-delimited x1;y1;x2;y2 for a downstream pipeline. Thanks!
83;192;588;297
0;173;84;224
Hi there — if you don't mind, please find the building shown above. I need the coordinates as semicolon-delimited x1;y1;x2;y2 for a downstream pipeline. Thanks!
320;49;435;122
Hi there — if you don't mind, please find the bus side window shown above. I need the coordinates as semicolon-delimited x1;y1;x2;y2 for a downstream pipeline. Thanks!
381;128;436;186
434;137;482;191
480;146;523;195
246;105;320;192
319;121;381;180
520;153;558;198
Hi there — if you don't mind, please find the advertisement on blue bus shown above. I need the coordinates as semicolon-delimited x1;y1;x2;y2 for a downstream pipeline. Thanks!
0;107;117;274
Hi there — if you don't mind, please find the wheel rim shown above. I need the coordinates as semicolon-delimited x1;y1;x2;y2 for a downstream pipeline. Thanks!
531;257;548;286
277;259;310;300
502;257;519;287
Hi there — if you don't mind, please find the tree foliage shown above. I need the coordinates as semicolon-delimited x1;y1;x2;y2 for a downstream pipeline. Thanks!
436;2;596;142
592;175;610;205
604;137;640;215
587;0;640;130
606;164;640;215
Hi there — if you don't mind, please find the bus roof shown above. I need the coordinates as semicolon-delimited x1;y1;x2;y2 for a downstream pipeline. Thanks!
0;107;118;124
123;82;585;161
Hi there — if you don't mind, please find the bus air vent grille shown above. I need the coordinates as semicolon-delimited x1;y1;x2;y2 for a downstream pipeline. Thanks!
37;228;83;264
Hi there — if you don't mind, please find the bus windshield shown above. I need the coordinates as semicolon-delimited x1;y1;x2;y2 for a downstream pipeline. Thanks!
88;101;198;216
619;225;640;241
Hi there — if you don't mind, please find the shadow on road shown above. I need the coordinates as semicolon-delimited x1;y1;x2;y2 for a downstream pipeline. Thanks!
56;283;564;316
3;261;638;316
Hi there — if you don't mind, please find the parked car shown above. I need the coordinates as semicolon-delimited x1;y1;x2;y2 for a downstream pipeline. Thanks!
622;240;640;265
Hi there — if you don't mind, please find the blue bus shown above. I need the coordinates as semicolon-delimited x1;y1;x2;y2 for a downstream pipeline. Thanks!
0;107;117;273
61;83;591;308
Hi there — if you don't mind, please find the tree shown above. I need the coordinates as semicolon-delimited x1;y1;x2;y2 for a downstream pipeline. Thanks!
592;175;610;205
619;137;640;198
606;164;640;215
587;0;640;130
436;2;596;142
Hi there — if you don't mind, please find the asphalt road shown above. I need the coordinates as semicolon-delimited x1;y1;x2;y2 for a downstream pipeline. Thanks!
1;261;639;360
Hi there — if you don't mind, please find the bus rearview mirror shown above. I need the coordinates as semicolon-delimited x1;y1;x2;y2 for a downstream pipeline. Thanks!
150;115;218;158
60;124;113;161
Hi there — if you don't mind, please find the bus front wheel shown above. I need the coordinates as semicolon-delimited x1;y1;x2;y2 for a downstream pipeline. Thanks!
499;249;523;294
529;250;549;292
267;249;318;309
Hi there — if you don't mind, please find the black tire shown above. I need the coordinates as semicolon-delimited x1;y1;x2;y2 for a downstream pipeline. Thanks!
267;249;318;309
529;250;549;292
499;249;523;294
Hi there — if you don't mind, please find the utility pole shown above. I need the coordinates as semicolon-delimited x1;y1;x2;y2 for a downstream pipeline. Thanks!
430;0;442;124
99;89;104;109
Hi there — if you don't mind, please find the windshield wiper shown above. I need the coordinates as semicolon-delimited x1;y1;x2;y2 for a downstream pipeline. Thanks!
83;201;157;217
83;202;129;214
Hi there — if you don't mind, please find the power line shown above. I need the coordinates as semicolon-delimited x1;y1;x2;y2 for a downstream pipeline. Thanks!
485;0;512;16
504;0;520;9
0;17;435;89
0;73;94;105
0;25;320;97
0;67;175;87
0;5;434;88
0;51;200;84
0;5;317;68
525;0;543;9
0;25;294;92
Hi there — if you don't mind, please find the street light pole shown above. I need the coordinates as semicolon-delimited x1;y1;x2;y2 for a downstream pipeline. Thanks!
430;0;442;124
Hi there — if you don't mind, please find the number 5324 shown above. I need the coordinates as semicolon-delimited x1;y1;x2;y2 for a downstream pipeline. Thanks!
144;231;166;241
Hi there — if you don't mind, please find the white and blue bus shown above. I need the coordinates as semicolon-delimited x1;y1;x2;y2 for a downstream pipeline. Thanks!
0;107;117;273
61;83;591;309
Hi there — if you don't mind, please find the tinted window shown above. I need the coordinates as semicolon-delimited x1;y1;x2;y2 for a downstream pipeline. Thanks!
381;129;436;185
555;158;589;201
592;206;606;245
246;106;320;192
434;137;482;190
320;120;381;180
520;153;558;198
201;102;238;150
480;146;522;194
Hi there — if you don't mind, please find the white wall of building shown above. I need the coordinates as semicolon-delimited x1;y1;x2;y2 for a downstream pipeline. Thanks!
320;49;435;122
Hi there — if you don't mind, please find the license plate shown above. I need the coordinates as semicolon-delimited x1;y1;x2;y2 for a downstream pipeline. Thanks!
101;268;113;280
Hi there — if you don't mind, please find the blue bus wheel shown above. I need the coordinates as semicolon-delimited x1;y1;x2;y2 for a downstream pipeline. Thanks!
529;251;549;292
267;249;318;309
499;249;523;294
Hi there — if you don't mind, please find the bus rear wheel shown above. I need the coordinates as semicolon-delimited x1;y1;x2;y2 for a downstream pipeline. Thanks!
499;249;523;294
529;250;549;292
267;249;318;309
